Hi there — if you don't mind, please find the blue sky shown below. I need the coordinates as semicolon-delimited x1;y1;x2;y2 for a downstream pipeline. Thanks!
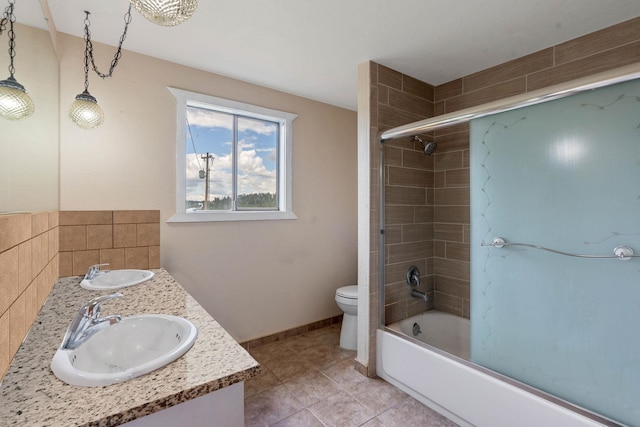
185;106;278;202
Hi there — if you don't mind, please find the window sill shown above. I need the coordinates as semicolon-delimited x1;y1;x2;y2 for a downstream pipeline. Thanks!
167;211;298;223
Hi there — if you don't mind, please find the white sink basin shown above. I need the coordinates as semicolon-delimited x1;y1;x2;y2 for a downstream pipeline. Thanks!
51;314;198;387
80;269;155;290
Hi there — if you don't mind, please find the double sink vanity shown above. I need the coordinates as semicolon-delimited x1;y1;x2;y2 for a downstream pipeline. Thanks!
0;267;260;426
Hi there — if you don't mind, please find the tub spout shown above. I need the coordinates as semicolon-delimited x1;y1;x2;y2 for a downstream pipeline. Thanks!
411;289;429;301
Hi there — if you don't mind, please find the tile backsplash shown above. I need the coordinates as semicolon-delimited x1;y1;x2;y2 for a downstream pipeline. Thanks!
58;210;160;276
0;210;160;378
0;212;59;377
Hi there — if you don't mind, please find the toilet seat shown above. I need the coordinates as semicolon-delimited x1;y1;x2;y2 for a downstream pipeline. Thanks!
336;285;358;299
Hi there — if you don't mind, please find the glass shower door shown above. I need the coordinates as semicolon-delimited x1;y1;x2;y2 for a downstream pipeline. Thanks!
469;78;640;426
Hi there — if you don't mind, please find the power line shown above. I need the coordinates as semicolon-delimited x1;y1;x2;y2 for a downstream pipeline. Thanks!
186;117;202;171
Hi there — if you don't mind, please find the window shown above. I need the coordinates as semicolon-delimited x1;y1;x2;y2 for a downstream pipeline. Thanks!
168;88;297;222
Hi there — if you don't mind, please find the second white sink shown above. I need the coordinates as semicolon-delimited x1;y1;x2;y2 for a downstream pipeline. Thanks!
81;269;154;290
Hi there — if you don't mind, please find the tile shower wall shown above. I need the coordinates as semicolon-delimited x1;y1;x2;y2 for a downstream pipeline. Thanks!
432;123;471;317
431;16;640;318
0;212;59;377
366;63;436;327
378;67;436;325
365;16;640;373
58;210;160;276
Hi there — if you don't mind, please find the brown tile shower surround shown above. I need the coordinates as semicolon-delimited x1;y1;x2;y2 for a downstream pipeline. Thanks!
366;16;640;374
0;209;160;378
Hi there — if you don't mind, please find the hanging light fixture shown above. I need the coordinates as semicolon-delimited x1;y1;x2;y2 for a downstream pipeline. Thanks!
0;0;34;121
130;0;198;26
69;7;132;129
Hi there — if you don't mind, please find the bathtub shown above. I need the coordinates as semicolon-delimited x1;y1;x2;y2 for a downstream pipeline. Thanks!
377;311;618;427
387;310;470;360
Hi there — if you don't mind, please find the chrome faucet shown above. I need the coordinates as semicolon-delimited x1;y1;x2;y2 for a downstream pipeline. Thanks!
60;293;123;350
84;263;110;281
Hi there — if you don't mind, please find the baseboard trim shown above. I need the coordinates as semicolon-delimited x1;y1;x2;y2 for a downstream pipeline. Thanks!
240;315;343;350
354;359;372;378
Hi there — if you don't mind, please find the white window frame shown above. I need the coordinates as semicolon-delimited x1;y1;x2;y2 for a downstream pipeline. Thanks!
168;87;297;222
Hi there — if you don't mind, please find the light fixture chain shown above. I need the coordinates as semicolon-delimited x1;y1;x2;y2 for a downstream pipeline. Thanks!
6;1;14;77
0;3;8;36
85;4;132;79
0;0;15;78
83;13;90;92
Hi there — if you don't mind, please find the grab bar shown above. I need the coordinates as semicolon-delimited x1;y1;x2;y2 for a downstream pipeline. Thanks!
481;237;637;260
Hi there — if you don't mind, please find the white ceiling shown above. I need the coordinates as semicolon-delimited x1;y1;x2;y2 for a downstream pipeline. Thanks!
16;0;640;111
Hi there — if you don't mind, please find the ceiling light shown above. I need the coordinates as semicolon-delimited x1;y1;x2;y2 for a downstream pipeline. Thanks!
69;90;104;129
130;0;198;26
0;0;34;121
69;8;132;129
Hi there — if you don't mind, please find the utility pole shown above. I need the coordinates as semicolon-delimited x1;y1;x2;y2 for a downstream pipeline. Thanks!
200;153;214;210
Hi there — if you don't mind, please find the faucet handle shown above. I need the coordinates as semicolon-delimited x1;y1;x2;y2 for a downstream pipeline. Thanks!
82;292;123;318
84;263;110;280
406;266;421;288
89;263;110;272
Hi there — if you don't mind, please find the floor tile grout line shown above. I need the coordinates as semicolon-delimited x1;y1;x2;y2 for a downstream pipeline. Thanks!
245;324;459;427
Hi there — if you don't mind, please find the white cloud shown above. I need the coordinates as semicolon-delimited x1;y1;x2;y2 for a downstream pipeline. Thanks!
238;119;277;135
238;139;255;150
186;107;277;135
185;149;276;201
186;108;232;129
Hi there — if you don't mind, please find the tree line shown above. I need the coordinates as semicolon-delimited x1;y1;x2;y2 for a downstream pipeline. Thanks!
186;192;277;210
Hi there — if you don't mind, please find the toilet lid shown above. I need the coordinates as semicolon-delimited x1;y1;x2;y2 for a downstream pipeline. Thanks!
336;285;358;299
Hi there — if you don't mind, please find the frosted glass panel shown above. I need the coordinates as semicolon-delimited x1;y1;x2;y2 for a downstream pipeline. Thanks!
470;78;640;426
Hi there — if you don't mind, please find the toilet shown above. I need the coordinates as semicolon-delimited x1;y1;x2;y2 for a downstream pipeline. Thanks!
335;285;358;350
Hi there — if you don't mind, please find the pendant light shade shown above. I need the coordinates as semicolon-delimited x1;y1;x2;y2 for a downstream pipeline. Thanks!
0;75;34;120
130;0;198;26
69;90;104;129
0;0;34;121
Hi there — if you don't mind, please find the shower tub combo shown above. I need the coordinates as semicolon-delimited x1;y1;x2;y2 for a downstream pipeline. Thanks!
372;65;640;427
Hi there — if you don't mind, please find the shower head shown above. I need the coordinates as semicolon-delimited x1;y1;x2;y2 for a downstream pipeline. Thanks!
411;136;438;156
423;141;437;156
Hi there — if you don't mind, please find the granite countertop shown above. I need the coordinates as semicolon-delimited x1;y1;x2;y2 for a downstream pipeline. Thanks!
0;268;260;426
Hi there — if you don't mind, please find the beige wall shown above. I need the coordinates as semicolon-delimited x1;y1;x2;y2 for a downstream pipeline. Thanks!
0;24;59;213
57;34;358;342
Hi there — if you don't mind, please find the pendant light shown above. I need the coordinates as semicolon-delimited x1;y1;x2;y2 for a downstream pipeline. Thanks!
68;11;104;129
130;0;198;26
69;7;132;129
0;0;34;121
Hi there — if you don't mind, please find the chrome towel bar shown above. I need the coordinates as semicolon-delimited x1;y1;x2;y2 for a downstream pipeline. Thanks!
481;237;637;260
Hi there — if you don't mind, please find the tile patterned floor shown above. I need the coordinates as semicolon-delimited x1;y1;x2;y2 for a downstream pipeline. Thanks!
244;324;459;427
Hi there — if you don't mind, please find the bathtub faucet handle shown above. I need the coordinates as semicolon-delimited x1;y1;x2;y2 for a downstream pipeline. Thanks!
406;266;421;287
